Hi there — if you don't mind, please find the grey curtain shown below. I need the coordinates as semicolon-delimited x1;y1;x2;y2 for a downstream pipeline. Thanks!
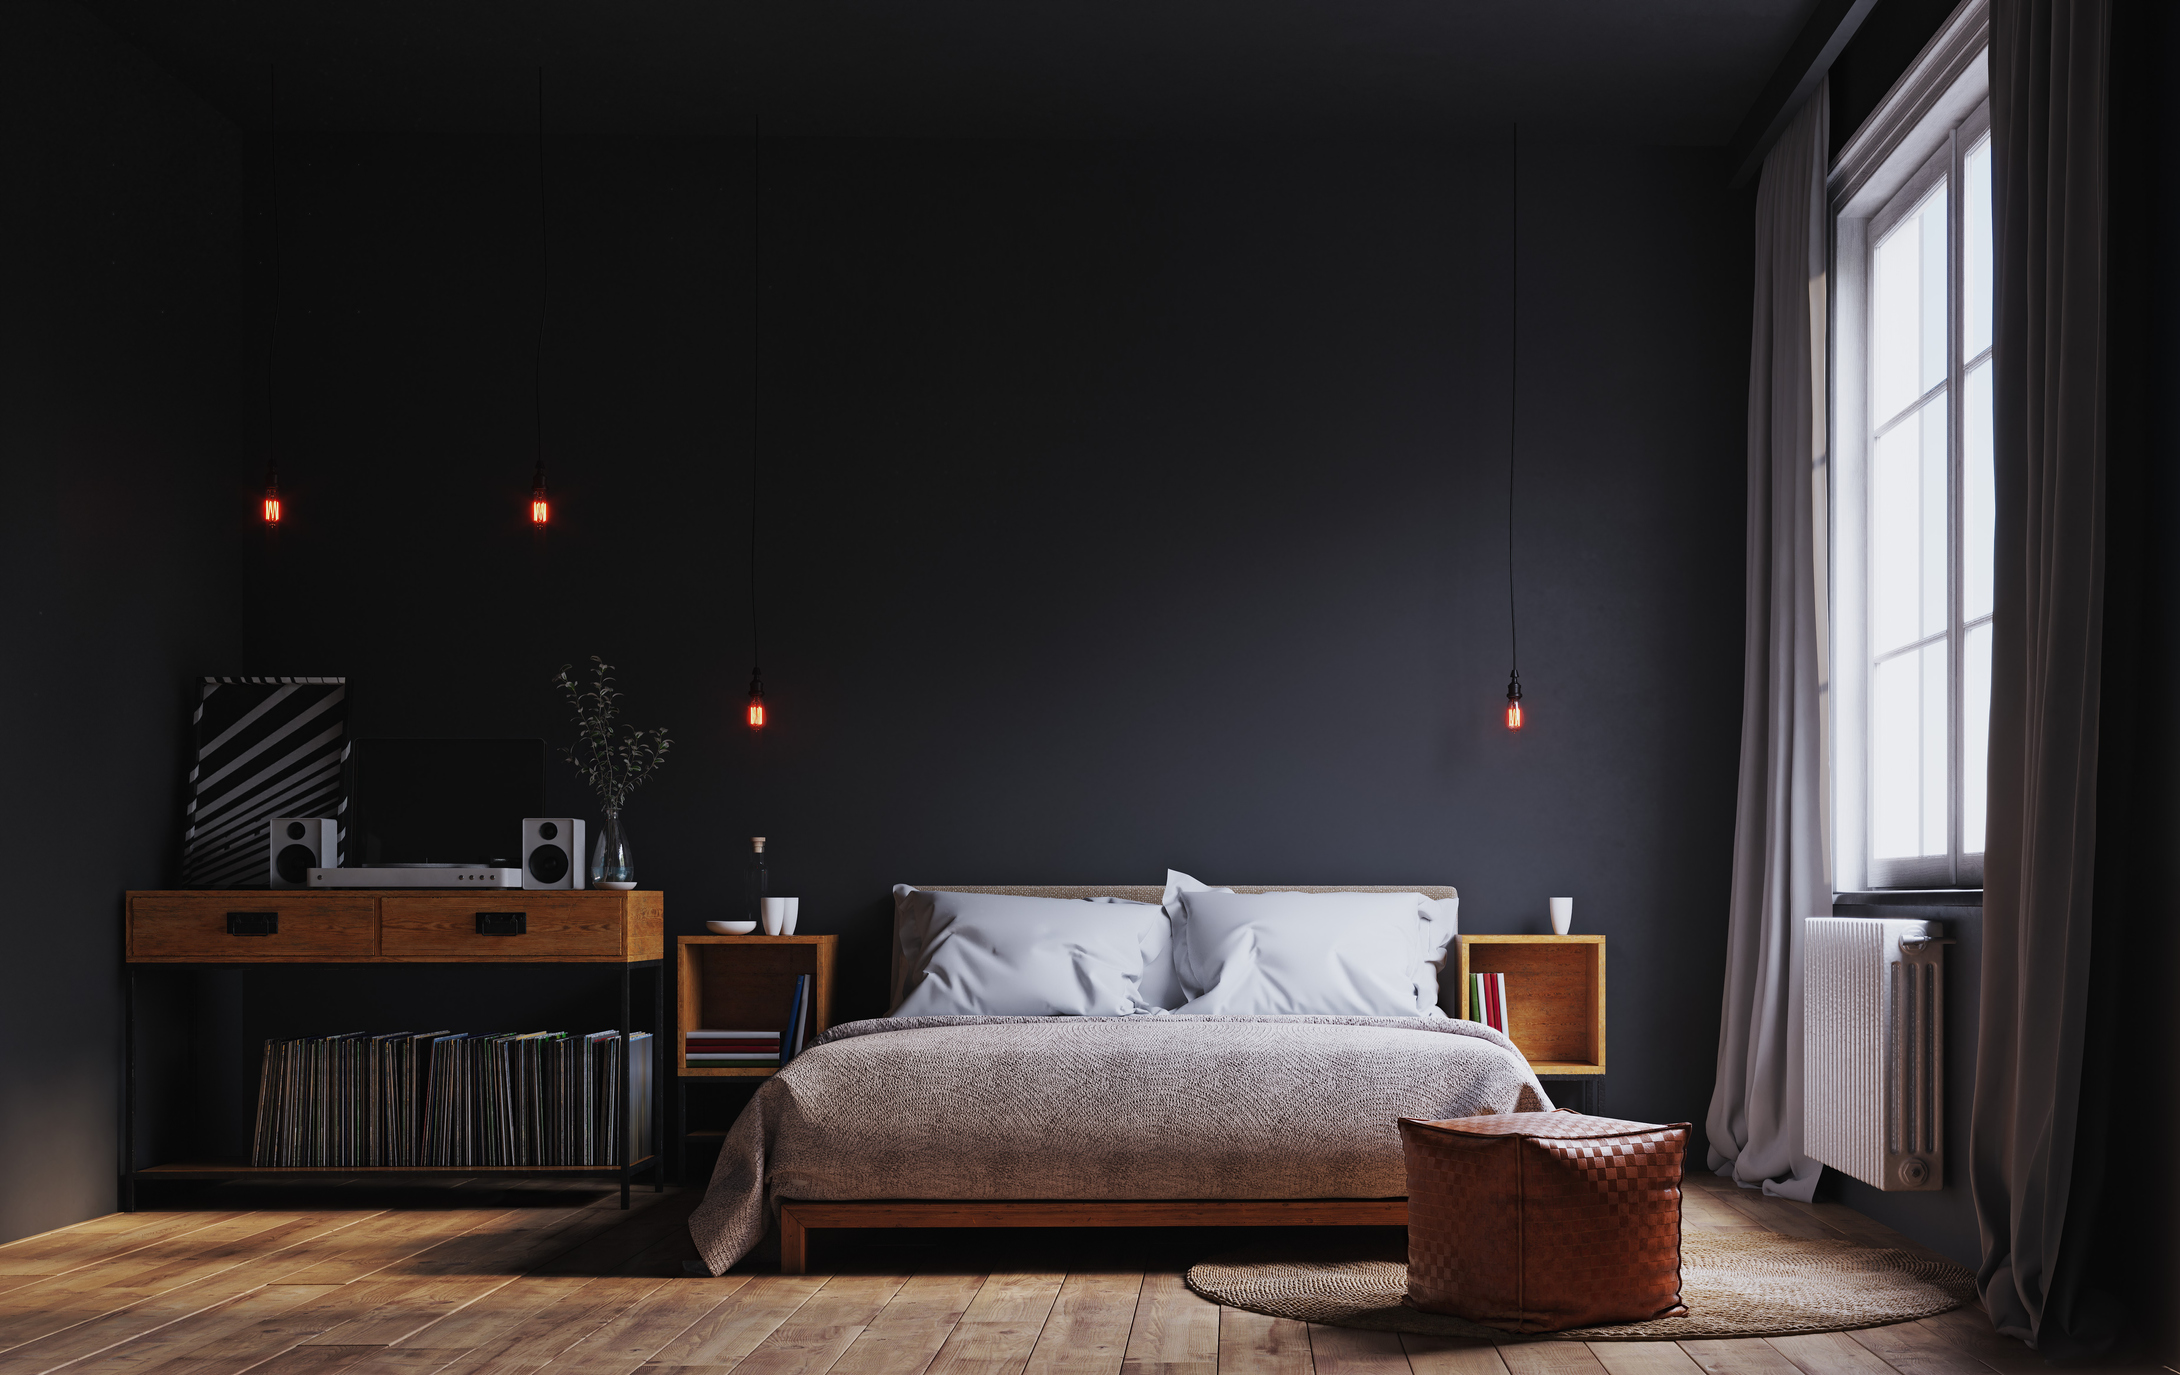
1705;85;1828;1204
1972;0;2119;1353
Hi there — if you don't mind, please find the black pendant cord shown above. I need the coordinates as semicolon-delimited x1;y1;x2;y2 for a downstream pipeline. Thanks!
265;66;280;498
533;68;549;500
1506;122;1521;701
748;116;763;705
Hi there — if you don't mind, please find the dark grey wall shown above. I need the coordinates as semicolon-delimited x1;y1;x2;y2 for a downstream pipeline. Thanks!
217;130;1754;1152
0;3;248;1244
2095;0;2180;1357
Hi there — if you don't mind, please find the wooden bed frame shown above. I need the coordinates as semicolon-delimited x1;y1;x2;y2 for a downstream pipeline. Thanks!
776;1198;1408;1274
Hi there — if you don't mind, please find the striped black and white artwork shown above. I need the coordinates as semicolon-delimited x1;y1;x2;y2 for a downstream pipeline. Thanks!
179;677;348;889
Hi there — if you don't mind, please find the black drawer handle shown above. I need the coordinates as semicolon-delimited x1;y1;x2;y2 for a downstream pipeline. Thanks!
227;912;278;936
476;912;527;935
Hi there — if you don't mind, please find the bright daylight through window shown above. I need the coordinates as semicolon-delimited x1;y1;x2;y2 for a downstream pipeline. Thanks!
1845;98;1992;889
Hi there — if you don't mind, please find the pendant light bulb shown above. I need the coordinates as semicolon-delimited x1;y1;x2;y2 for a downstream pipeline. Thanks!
529;69;553;530
747;669;766;729
262;67;283;532
1500;124;1527;735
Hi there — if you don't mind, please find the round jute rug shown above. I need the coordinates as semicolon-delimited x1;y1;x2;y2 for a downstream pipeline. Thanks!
1185;1231;1978;1341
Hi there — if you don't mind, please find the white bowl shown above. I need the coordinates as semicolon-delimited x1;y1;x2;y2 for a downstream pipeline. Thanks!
706;920;759;935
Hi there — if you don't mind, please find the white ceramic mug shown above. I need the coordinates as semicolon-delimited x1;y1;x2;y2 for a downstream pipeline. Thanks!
1549;897;1573;935
782;897;800;935
762;897;792;936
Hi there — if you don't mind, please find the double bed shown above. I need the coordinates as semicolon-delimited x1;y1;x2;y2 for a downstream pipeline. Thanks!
687;884;1547;1274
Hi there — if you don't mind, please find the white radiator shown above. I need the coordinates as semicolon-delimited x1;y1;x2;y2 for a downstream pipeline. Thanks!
1803;917;1948;1191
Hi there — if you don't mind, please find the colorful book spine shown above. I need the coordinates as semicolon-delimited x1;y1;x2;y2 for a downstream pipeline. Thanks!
1468;973;1510;1035
794;973;813;1056
687;1028;781;1068
779;975;812;1068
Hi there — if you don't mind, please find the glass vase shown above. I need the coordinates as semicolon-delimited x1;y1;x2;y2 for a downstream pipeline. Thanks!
591;810;636;888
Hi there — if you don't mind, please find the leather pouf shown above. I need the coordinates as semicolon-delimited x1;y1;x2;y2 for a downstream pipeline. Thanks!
1399;1109;1690;1333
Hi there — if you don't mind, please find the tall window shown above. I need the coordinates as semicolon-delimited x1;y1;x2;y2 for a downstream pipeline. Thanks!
1833;68;1991;891
1863;124;1992;886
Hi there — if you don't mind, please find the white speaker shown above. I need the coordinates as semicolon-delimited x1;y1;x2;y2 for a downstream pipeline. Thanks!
521;818;586;890
270;817;338;889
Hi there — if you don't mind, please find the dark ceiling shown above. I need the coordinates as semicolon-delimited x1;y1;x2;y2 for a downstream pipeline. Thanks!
78;0;1821;141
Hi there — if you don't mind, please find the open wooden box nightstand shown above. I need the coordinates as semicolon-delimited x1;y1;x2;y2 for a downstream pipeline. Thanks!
1455;933;1605;1113
674;933;837;1180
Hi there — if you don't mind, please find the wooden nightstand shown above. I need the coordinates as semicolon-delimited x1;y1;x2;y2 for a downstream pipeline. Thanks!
673;933;837;1181
1456;933;1605;1113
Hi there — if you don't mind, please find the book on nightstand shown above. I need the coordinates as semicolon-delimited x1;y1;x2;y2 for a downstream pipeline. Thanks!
687;1029;782;1068
1469;972;1509;1035
780;974;814;1066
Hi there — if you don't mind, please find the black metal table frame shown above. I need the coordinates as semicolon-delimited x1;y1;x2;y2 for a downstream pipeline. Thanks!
1536;1073;1603;1115
122;958;666;1210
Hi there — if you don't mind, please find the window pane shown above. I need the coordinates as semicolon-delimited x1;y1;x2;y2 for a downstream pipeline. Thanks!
1963;358;1994;622
1922;637;1948;854
1965;135;1993;360
1871;654;1918;858
1963;621;1991;854
1872;638;1950;859
1872;182;1948;425
1870;400;1950;654
1918;402;1946;636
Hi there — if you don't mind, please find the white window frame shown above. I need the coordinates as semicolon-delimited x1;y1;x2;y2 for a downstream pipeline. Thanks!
1829;0;1989;893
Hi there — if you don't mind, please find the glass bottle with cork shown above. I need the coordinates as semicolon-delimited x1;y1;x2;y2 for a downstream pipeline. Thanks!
746;837;768;928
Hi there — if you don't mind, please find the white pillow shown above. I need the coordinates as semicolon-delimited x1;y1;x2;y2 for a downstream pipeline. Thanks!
1161;874;1457;1017
891;887;1169;1017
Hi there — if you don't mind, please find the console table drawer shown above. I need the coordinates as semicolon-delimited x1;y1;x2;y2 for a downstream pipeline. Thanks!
379;895;625;959
128;896;377;960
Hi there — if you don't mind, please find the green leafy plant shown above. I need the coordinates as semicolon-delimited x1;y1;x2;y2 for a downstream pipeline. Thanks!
553;656;672;815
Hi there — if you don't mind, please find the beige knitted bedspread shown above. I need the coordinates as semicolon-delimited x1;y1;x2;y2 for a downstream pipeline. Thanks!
687;1014;1548;1274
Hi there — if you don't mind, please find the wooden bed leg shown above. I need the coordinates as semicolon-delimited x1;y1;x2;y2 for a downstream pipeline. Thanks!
779;1208;807;1275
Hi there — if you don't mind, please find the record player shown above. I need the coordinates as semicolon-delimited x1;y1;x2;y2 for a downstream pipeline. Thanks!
306;738;540;889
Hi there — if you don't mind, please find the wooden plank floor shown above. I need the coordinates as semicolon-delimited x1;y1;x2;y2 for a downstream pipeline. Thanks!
0;1174;2140;1375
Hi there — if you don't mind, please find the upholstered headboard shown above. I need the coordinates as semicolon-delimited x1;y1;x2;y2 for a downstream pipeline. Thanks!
893;884;1459;1010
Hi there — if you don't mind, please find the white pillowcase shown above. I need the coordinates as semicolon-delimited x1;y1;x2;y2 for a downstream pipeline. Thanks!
891;887;1170;1017
1160;870;1457;1018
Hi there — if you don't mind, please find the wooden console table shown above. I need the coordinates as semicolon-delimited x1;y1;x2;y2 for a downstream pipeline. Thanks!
121;889;665;1209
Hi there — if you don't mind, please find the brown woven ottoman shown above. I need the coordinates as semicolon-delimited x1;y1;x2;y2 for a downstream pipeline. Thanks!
1399;1110;1689;1333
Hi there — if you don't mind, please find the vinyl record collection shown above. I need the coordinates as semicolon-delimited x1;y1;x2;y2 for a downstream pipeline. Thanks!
250;1029;652;1168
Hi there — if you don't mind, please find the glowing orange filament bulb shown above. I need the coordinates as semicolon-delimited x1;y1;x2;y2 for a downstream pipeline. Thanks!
531;494;549;525
747;670;766;729
263;485;281;525
1505;673;1523;730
